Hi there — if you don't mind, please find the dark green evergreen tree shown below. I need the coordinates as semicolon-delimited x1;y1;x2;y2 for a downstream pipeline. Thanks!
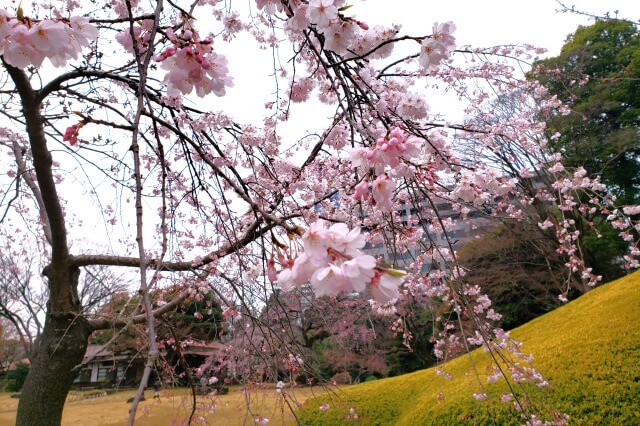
533;20;640;205
532;20;639;280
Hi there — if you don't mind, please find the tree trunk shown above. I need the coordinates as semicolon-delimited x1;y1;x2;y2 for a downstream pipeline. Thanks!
16;265;90;426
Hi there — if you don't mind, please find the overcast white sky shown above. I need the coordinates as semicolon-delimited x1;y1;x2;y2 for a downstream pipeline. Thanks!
218;0;640;124
359;0;640;56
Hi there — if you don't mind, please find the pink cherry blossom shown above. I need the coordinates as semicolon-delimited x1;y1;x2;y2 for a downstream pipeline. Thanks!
370;271;404;303
432;21;457;51
353;180;369;201
419;38;447;70
311;263;351;296
301;220;331;259
63;122;84;146
289;77;315;102
371;175;396;212
306;0;339;29
27;20;69;56
0;11;97;68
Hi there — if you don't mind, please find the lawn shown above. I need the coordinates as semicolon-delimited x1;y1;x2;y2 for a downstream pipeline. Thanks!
0;385;327;425
3;272;639;425
298;271;640;425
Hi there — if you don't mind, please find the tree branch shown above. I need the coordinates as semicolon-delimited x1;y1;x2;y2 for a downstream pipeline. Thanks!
3;60;69;262
71;219;272;269
88;290;190;331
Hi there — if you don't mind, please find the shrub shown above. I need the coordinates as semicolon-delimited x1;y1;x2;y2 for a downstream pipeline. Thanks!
5;363;29;392
329;372;352;385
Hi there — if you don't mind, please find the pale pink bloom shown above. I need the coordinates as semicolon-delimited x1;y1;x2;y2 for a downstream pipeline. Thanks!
573;167;587;179
161;47;233;97
371;175;396;212
3;40;45;68
418;38;447;70
623;205;640;215
285;4;309;32
115;25;143;54
311;263;351;296
255;0;283;14
328;222;365;255
0;9;14;41
348;147;369;169
519;167;535;178
324;123;348;149
277;252;320;290
453;175;476;203
353;180;369;201
223;11;244;36
289;77;315;102
486;309;502;321
370;272;403;303
344;226;367;252
69;16;99;49
538;219;554;230
350;25;397;59
397;92;429;120
432;21;456;52
27;20;69;56
302;220;331;259
319;404;330;412
306;0;338;29
547;162;565;173
326;221;349;242
113;0;140;17
323;20;356;53
341;255;376;292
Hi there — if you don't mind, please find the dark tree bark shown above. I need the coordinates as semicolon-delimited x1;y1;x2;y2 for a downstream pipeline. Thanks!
16;265;91;426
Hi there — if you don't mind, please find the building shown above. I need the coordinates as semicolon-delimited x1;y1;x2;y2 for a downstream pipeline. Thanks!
73;341;225;388
362;196;498;272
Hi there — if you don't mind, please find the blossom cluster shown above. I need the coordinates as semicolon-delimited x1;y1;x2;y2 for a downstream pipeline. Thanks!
258;0;455;70
0;10;98;68
115;22;233;97
453;168;517;205
277;220;404;303
348;126;421;211
419;21;457;70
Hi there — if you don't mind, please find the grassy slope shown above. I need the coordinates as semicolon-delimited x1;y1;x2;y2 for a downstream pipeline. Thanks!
298;271;640;425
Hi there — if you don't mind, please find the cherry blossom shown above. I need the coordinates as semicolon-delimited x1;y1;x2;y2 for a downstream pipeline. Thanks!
277;220;405;303
0;10;97;69
63;122;84;146
419;21;456;70
306;0;339;29
371;175;396;212
370;271;403;303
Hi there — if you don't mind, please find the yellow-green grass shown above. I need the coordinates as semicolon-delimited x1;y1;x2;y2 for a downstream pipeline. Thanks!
0;386;327;425
299;271;640;425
